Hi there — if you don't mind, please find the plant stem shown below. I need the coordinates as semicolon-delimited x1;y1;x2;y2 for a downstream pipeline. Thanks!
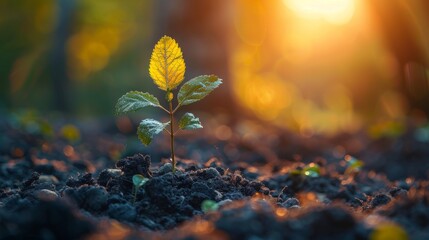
169;101;176;173
133;187;137;204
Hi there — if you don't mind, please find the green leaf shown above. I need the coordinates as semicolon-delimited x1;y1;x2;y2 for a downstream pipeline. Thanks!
201;200;219;213
115;91;160;115
137;119;169;145
132;174;149;188
179;113;203;130
178;75;222;106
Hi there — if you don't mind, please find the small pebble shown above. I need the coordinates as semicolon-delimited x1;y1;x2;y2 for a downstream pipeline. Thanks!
39;175;59;184
108;203;137;222
370;194;391;208
218;199;233;207
389;187;408;198
106;169;122;176
35;189;59;201
203;167;221;178
282;198;300;208
158;163;173;175
214;190;223;200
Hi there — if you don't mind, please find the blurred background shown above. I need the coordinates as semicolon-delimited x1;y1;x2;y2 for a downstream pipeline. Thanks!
1;0;429;136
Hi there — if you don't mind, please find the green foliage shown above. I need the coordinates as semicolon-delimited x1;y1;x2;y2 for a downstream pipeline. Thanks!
115;91;161;114
115;36;222;173
201;200;219;213
132;174;149;204
132;174;149;188
137;119;170;145
179;113;203;130
178;75;223;106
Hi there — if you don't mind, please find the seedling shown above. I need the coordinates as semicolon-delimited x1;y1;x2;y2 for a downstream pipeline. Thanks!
201;200;219;213
290;163;320;178
116;36;222;173
344;155;364;175
132;174;149;204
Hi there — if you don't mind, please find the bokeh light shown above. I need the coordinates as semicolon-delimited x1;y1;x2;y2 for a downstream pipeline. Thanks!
230;0;429;135
284;0;355;25
1;0;428;134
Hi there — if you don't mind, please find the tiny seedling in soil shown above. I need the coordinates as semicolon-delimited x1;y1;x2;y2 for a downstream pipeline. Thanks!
291;163;320;178
201;200;219;213
116;36;222;173
132;174;149;204
344;155;364;176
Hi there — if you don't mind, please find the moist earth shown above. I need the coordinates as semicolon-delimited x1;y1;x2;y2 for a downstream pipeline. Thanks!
1;117;428;239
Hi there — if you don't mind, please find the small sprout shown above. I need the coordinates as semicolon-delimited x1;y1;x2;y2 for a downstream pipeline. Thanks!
132;174;149;204
303;163;320;177
344;155;364;175
115;36;222;173
290;163;320;178
132;174;149;188
201;200;219;213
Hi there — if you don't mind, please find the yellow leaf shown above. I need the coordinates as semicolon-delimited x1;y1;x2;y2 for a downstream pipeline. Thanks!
149;36;186;91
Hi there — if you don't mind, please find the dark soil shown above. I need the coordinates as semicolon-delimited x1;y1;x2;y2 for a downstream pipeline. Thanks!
1;114;428;239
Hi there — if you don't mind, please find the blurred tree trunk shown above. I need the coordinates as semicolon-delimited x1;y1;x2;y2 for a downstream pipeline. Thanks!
51;0;75;112
370;0;429;114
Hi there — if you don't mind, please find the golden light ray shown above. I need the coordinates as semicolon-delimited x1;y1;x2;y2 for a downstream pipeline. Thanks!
284;0;356;25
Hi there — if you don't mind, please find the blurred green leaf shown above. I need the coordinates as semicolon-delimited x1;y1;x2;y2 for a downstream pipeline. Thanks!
303;164;320;178
201;200;219;213
415;124;429;142
345;155;364;175
60;124;81;143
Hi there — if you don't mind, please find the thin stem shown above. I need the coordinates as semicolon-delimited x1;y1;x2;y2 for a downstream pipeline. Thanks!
173;129;182;136
172;104;181;114
277;185;288;202
133;186;137;204
158;105;169;114
169;101;176;173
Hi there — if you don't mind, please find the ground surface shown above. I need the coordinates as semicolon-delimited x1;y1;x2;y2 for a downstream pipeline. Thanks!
0;112;428;240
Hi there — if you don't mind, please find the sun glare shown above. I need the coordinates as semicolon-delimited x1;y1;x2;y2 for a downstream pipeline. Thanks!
284;0;356;25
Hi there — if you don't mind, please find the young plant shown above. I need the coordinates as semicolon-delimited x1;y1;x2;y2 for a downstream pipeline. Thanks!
201;200;219;213
132;174;149;204
290;163;320;178
115;36;222;173
344;155;364;176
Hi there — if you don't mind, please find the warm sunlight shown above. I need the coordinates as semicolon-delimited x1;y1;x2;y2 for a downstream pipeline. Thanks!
230;0;413;135
284;0;355;25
